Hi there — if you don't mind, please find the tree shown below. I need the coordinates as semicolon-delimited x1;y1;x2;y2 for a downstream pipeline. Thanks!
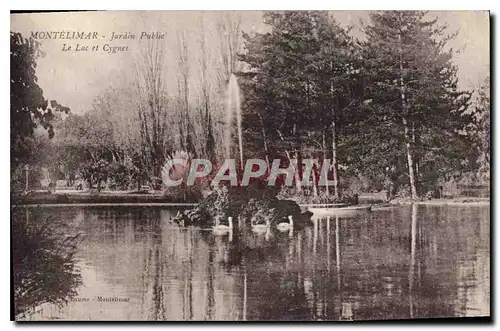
11;32;70;171
361;11;472;198
176;31;197;157
313;14;362;198
197;16;217;162
239;11;359;197
134;37;172;179
55;112;115;189
217;11;243;80
471;77;490;181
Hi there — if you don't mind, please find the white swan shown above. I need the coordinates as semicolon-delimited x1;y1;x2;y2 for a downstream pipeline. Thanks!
175;211;185;227
252;218;270;234
277;215;294;232
213;216;233;235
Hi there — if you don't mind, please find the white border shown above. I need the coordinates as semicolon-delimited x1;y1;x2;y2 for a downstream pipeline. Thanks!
2;1;496;330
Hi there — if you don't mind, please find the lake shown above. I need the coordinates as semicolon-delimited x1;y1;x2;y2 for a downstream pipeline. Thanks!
13;204;490;321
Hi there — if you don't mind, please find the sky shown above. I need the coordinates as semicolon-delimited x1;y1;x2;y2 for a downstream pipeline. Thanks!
10;11;490;114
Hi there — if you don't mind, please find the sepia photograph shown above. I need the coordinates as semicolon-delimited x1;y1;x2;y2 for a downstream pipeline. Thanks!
10;10;490;321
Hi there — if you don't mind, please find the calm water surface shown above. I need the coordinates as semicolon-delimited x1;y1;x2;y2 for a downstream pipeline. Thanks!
16;204;489;321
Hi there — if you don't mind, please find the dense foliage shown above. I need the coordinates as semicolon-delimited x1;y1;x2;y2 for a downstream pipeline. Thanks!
11;32;69;187
239;11;485;199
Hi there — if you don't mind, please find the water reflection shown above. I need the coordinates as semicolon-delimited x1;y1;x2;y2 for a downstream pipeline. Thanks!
14;204;489;321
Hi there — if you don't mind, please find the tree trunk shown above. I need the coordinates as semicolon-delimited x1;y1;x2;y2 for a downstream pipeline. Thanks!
403;117;417;199
330;75;340;199
258;113;270;171
25;166;29;192
293;124;302;193
399;30;417;200
277;130;301;193
331;120;339;199
322;130;329;196
294;152;302;194
312;164;318;197
412;123;420;180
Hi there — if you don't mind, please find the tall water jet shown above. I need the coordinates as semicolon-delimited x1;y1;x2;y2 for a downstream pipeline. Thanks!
174;74;307;228
225;74;244;168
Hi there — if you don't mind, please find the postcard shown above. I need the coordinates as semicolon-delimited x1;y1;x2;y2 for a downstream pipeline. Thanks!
11;10;490;321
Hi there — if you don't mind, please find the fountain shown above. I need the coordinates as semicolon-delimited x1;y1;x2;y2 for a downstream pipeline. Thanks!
225;74;244;168
173;74;310;229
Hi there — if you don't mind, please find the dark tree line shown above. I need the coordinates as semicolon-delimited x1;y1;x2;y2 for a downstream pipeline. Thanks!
238;11;486;200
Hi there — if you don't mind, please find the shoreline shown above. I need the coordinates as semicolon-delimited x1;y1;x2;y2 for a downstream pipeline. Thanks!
389;197;490;206
11;202;198;208
11;191;490;208
11;191;195;206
